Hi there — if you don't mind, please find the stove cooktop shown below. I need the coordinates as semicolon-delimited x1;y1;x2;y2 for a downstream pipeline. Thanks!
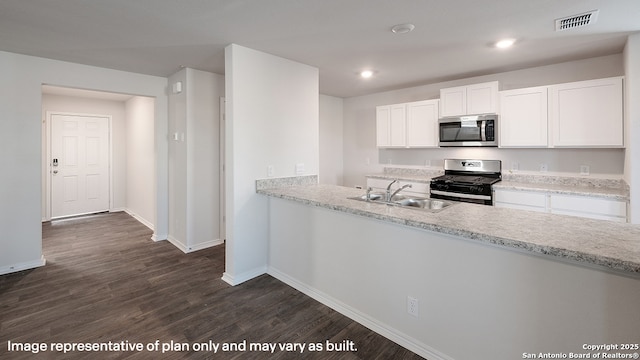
431;174;501;186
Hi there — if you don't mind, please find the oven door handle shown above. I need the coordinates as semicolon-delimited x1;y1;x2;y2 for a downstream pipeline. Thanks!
430;190;492;200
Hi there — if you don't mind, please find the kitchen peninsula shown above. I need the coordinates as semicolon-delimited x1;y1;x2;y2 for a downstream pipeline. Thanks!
258;177;640;360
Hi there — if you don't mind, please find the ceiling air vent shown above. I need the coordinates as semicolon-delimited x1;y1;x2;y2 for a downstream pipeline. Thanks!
555;10;599;31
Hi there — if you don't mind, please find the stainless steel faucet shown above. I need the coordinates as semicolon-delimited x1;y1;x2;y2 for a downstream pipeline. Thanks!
385;179;398;201
389;184;412;201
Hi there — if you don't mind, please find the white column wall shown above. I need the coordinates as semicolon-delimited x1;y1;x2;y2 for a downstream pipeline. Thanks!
224;44;319;284
125;96;156;230
186;68;224;250
167;68;224;252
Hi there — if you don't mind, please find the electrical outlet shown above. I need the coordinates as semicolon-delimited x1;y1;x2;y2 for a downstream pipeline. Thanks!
580;165;590;175
295;163;305;175
407;296;419;317
511;162;519;171
267;165;274;177
539;163;548;172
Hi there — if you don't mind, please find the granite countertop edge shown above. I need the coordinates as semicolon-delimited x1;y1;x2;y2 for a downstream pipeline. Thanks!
492;181;629;201
258;184;640;276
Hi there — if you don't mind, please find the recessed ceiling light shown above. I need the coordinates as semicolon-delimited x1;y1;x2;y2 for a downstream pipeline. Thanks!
391;23;415;34
360;70;374;78
495;38;516;49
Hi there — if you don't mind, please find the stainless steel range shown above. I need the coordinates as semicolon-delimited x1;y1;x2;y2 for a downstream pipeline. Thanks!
430;159;501;205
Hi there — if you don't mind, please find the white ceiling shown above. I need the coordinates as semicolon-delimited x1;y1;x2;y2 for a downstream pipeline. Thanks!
2;0;640;98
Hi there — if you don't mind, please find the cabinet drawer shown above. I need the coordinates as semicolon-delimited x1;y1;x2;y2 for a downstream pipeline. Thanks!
549;195;627;218
494;190;547;207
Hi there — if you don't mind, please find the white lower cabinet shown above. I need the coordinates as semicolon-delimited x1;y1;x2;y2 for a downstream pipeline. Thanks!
494;189;547;213
549;194;627;222
494;189;627;222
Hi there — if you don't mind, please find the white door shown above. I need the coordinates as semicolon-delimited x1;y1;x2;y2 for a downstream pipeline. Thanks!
51;114;110;218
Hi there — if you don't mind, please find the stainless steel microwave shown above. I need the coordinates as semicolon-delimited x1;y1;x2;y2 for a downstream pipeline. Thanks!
438;114;498;147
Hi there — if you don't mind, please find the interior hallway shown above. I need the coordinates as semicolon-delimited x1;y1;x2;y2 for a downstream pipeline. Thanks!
0;212;423;359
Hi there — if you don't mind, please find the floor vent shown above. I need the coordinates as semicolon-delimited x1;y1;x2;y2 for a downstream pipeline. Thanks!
555;10;599;31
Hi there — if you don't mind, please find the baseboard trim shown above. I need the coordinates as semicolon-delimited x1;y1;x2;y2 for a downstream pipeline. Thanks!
267;266;453;360
222;266;268;286
0;255;47;276
152;233;167;242
123;209;154;231
186;239;224;253
166;236;224;254
167;235;188;253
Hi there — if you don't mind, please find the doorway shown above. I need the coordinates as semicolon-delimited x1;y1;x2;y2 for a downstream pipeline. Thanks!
48;113;111;219
41;86;157;232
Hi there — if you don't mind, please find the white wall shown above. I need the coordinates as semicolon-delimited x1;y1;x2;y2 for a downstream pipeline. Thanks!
168;69;188;246
0;50;168;275
224;44;319;285
168;68;224;252
624;33;640;224
41;94;127;218
343;54;626;188
125;96;156;229
268;198;640;360
319;94;344;185
187;68;224;250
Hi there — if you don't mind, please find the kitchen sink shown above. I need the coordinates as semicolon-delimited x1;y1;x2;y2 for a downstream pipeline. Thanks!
396;198;448;209
352;193;384;201
348;194;455;212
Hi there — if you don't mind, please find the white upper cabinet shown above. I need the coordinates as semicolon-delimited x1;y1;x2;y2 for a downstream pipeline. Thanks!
376;104;405;147
376;106;391;147
499;86;548;147
549;77;624;147
406;100;439;147
440;81;499;117
376;100;439;148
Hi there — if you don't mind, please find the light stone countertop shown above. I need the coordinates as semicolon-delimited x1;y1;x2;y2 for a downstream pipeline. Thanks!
366;173;438;184
367;171;630;201
258;184;640;276
493;181;629;201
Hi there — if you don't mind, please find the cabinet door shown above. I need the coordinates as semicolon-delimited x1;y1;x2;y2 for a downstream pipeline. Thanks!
499;87;548;147
440;86;467;117
389;104;407;147
549;77;623;147
406;100;439;147
376;106;391;147
467;81;499;115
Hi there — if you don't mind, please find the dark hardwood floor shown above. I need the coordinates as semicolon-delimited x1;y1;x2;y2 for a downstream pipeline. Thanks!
0;212;424;359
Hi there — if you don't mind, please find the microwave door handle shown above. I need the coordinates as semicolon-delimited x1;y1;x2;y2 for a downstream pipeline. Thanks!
480;120;486;141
